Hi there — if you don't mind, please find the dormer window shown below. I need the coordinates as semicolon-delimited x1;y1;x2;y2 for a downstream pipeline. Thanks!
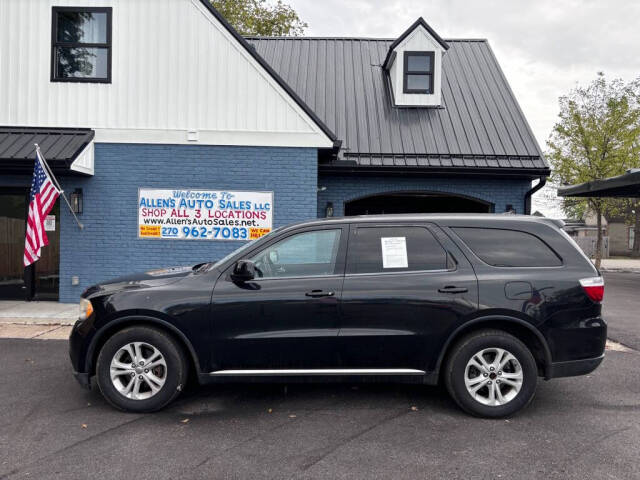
403;52;434;94
51;7;112;83
383;18;449;107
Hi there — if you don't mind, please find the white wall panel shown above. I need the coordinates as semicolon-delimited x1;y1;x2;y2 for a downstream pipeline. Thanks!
0;0;333;148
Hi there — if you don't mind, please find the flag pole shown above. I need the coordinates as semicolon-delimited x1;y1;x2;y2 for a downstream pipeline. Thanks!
34;144;84;230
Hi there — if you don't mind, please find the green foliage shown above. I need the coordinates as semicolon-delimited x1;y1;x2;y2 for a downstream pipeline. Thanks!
548;74;640;189
211;0;307;36
547;73;640;264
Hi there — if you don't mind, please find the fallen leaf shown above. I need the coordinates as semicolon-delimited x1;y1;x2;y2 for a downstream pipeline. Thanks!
267;408;273;414
181;418;190;423
81;424;87;429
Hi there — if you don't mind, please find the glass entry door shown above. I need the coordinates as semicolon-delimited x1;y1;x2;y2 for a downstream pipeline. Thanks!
0;189;60;300
0;189;28;299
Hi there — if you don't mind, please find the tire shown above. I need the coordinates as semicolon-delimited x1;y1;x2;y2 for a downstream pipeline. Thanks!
444;329;537;418
96;326;188;412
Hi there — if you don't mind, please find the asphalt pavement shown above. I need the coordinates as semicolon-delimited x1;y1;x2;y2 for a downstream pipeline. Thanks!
603;272;640;350
0;273;639;479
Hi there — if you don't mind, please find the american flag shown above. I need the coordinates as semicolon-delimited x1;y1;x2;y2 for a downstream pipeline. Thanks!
24;150;60;267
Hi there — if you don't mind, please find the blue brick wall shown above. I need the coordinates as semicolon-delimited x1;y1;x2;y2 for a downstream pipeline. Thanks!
316;175;532;218
4;144;318;302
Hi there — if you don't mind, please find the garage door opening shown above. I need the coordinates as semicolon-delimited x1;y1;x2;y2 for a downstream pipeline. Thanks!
344;192;492;216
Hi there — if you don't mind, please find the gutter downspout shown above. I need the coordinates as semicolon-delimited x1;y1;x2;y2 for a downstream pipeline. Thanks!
524;176;547;215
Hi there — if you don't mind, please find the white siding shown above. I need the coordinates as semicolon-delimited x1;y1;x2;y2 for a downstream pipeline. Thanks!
389;26;444;107
0;0;333;148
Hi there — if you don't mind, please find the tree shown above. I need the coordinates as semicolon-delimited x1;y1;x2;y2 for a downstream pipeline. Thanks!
548;73;640;268
211;0;307;36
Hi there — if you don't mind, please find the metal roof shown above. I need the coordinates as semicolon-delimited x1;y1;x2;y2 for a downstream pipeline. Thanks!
0;126;94;174
557;169;640;198
247;37;548;175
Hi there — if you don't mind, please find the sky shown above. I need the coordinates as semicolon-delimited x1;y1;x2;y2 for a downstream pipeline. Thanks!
289;0;640;217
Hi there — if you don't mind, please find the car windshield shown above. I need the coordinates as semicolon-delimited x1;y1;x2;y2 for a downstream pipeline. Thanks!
209;227;283;270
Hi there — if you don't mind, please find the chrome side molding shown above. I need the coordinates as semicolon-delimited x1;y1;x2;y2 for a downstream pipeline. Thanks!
208;368;426;376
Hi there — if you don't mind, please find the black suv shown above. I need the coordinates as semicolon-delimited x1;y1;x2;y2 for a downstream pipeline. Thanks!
69;214;606;417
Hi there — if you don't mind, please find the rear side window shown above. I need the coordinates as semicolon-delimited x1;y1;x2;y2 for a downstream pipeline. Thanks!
348;226;448;274
453;227;562;267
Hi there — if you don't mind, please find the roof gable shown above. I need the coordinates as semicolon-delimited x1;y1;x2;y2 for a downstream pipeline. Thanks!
0;0;337;149
383;17;449;69
197;0;339;148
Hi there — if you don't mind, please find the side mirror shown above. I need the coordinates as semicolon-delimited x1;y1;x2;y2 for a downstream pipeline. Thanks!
231;259;256;282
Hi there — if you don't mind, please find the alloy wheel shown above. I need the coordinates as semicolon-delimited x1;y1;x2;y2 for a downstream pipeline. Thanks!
464;347;523;406
109;342;167;400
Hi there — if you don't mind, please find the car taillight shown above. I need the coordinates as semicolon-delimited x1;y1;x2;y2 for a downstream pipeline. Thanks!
579;277;604;303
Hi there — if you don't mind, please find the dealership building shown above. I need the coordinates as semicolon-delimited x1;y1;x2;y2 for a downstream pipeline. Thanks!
0;0;549;302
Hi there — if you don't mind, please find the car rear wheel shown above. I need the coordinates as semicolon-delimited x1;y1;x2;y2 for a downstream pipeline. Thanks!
444;329;537;418
96;326;188;412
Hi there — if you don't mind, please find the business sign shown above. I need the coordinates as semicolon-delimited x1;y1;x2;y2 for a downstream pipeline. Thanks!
138;188;273;241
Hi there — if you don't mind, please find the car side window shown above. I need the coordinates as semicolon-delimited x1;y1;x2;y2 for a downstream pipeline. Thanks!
249;229;342;278
452;227;562;267
347;226;448;274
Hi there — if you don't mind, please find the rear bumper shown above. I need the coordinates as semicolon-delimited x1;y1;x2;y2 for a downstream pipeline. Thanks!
547;353;605;379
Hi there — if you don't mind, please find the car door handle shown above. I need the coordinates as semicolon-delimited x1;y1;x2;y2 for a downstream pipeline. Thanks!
438;286;468;294
305;290;335;298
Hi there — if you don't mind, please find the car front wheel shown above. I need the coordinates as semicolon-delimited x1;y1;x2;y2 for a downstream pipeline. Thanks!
444;329;538;418
96;326;188;412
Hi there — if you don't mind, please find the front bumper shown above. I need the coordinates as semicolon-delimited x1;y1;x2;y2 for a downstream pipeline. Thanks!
547;353;605;378
68;314;97;386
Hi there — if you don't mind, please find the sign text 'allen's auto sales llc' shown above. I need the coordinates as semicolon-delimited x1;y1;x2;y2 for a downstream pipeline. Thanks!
138;188;273;240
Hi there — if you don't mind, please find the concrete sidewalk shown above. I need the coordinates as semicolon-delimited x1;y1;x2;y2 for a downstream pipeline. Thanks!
0;301;76;339
0;300;78;325
598;258;640;273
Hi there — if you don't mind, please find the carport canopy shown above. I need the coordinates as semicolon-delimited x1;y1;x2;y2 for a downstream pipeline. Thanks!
557;169;640;198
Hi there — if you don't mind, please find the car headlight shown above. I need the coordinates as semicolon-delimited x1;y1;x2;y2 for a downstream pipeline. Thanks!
78;298;94;321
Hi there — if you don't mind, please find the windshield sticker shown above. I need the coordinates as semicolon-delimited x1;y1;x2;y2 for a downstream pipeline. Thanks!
381;237;408;269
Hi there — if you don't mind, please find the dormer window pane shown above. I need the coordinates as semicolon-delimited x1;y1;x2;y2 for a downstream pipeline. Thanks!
407;54;431;72
403;51;434;94
51;7;112;83
406;74;430;91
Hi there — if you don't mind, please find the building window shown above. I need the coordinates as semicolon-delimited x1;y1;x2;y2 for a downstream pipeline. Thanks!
51;7;112;83
403;51;434;94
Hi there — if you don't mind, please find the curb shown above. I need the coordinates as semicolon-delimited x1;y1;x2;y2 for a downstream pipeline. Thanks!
0;323;72;340
600;268;640;274
0;318;75;326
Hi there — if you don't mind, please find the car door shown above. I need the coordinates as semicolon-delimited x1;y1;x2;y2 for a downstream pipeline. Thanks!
210;225;347;371
338;222;478;371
